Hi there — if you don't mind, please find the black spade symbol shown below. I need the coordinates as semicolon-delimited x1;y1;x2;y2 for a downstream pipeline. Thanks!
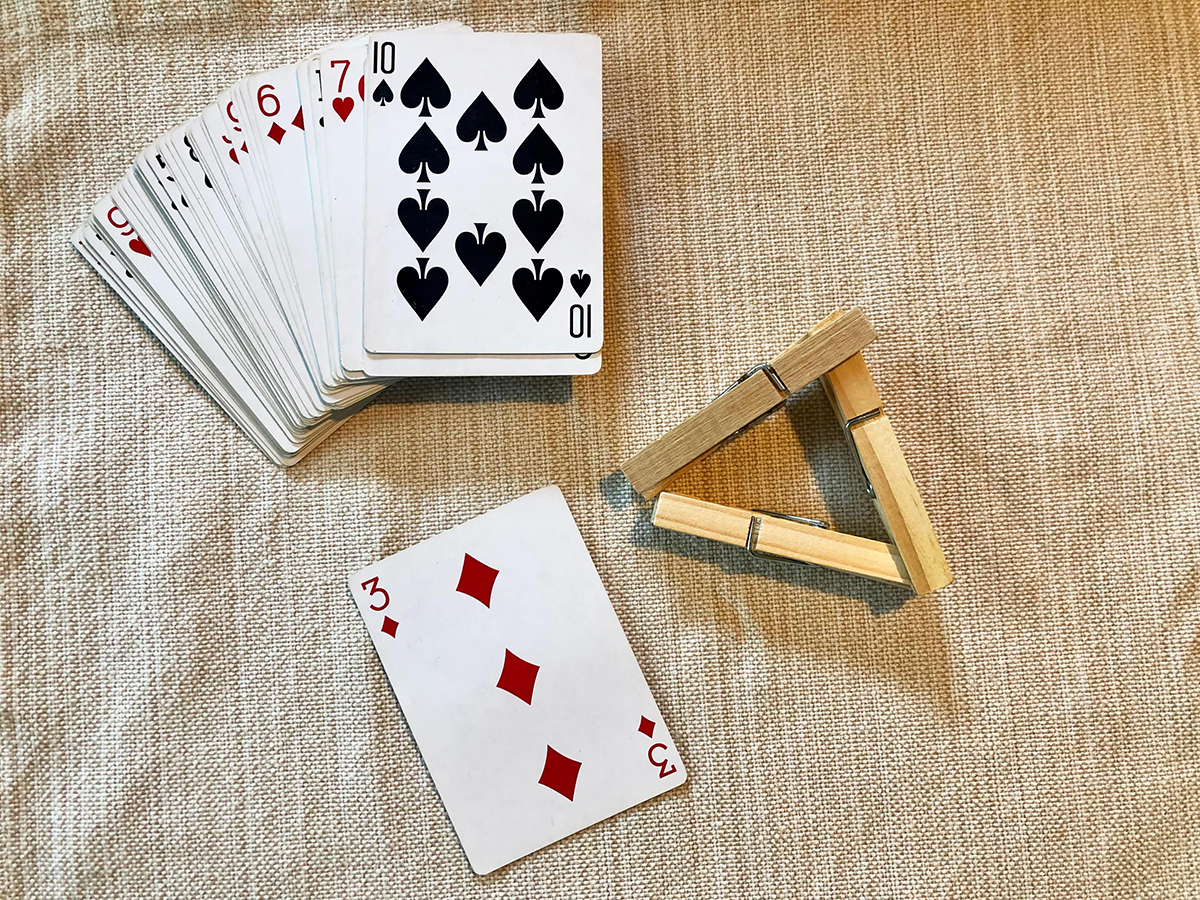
512;125;563;184
456;92;507;150
397;189;449;251
513;60;564;118
570;270;591;297
399;123;449;183
397;258;448;321
372;79;395;107
512;190;563;251
512;258;563;321
400;58;451;117
455;224;507;285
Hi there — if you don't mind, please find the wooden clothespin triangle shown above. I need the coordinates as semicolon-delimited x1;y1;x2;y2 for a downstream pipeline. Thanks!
621;309;952;595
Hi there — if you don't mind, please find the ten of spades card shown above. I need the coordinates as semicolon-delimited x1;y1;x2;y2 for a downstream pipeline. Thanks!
362;32;603;356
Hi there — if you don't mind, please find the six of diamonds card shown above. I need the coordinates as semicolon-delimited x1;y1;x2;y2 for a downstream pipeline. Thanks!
348;487;686;874
362;32;603;355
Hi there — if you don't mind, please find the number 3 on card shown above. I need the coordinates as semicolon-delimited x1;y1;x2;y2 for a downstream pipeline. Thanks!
360;575;390;610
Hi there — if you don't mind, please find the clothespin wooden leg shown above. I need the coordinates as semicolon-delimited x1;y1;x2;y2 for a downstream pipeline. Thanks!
653;493;911;587
847;414;952;594
816;317;953;595
621;308;877;497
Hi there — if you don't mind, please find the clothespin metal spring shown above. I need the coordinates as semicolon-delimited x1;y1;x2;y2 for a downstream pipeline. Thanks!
842;408;883;499
716;361;789;400
746;510;831;566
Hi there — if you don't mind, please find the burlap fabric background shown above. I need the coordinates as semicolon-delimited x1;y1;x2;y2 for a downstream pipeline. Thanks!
4;1;1200;896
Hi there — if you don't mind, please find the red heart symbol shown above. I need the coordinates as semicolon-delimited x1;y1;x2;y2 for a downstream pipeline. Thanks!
332;96;354;122
357;75;365;100
128;237;151;257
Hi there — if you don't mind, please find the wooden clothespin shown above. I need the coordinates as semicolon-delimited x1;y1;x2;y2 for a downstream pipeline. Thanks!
621;309;952;595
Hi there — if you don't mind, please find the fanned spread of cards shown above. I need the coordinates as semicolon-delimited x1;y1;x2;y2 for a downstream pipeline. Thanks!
69;25;602;468
348;487;685;874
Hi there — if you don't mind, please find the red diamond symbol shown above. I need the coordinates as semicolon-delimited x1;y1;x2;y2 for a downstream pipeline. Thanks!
638;716;656;738
291;106;305;130
381;616;398;638
267;122;286;144
456;553;499;607
496;649;539;704
538;745;581;801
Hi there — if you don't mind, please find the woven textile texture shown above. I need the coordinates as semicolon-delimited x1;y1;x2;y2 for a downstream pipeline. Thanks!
4;1;1200;897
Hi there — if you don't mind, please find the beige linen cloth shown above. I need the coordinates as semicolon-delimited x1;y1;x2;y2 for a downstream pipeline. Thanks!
4;1;1200;897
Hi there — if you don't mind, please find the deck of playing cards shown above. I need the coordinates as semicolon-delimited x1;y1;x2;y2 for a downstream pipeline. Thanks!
349;487;686;875
71;25;603;466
